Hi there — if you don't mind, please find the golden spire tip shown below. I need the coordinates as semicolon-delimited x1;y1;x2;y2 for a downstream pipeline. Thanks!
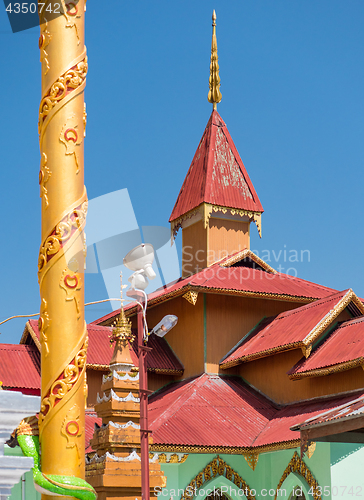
208;10;222;110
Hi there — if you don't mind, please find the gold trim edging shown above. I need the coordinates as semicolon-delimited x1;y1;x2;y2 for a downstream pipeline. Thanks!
274;452;322;500
107;287;314;325
220;249;276;274
150;453;189;464
180;456;255;500
289;357;364;380
151;440;299;456
170;203;262;240
221;289;364;368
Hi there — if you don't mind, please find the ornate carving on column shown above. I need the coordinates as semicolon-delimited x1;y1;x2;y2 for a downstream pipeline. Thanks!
37;0;90;493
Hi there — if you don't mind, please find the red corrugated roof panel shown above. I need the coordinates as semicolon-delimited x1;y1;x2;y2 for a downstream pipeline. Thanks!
149;373;364;449
288;316;364;378
169;110;263;222
290;394;364;431
94;262;338;328
0;344;40;390
149;374;275;448
26;320;183;374
221;290;356;366
85;410;101;453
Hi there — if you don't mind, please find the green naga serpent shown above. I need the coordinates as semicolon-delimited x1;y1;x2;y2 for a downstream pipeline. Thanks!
9;417;96;500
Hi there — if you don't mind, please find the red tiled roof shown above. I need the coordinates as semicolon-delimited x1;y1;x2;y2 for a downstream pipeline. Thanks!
0;344;40;390
288;316;364;379
220;290;362;367
169;110;263;222
85;410;101;453
149;374;275;448
94;255;338;327
149;373;364;450
290;394;364;431
25;320;183;374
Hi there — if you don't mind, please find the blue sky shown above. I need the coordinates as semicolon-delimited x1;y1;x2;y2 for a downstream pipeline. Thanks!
0;1;363;344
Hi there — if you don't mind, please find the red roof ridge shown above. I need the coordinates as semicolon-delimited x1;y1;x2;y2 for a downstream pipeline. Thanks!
150;374;208;431
0;343;38;351
290;393;364;431
272;289;352;319
288;309;364;379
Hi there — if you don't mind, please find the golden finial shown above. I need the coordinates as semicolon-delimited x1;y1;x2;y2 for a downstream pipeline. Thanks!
208;10;222;110
110;273;134;344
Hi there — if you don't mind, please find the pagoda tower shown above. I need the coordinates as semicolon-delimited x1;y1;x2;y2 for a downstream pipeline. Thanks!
170;11;263;277
86;297;166;500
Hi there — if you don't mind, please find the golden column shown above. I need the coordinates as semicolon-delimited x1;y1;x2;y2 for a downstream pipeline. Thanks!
37;0;88;491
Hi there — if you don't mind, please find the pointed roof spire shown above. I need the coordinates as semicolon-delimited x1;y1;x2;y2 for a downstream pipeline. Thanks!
208;10;222;110
169;111;264;234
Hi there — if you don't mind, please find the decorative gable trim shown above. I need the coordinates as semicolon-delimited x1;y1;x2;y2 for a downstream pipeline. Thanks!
288;357;364;380
221;289;364;368
180;455;256;500
274;452;322;500
171;203;262;240
302;289;364;347
20;321;41;351
219;249;276;273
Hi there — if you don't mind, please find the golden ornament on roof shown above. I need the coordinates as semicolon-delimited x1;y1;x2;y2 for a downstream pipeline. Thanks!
110;273;134;344
208;10;222;110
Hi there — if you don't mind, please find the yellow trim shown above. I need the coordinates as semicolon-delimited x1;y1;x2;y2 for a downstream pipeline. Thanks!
289;357;364;380
22;321;42;351
221;290;364;368
183;291;199;305
151;439;300;456
220;249;277;274
98;287;314;328
151;453;189;464
302;289;364;346
180;456;256;500
274;452;322;500
171;203;262;240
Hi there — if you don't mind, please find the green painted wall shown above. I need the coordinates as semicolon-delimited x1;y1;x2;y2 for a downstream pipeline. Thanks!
156;445;332;500
330;443;364;498
5;442;364;500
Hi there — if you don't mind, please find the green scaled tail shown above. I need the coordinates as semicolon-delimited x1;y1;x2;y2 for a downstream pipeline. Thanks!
17;434;97;500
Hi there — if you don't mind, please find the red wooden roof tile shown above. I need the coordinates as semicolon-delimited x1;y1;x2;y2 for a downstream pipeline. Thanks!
85;410;102;453
24;320;183;374
290;394;364;431
94;253;338;327
149;374;275;448
288;316;364;379
0;344;40;390
220;290;362;367
169;110;263;222
149;373;364;450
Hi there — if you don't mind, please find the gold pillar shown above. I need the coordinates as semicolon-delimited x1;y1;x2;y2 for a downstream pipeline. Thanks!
37;0;88;494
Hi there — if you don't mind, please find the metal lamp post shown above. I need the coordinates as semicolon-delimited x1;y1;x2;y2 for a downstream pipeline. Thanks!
124;244;178;500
